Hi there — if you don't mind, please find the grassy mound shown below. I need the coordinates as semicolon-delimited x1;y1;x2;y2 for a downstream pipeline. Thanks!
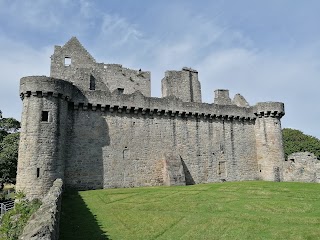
60;181;320;240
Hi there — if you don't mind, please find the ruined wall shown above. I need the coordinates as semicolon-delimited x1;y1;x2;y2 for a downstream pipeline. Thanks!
50;37;96;81
20;179;63;240
162;68;201;103
214;90;232;105
283;152;320;183
50;37;151;97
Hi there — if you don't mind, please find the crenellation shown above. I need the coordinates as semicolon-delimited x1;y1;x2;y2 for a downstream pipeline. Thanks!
16;37;293;200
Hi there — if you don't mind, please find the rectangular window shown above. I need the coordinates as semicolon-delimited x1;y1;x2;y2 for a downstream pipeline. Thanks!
90;75;96;90
118;88;124;94
37;168;40;178
42;111;49;122
64;57;71;66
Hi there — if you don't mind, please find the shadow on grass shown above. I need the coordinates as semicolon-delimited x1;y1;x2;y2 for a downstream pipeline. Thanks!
59;190;110;240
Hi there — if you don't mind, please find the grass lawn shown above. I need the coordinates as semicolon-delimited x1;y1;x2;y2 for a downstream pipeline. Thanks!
60;181;320;240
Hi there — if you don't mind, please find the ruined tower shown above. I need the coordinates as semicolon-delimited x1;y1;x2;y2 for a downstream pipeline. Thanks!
162;67;201;102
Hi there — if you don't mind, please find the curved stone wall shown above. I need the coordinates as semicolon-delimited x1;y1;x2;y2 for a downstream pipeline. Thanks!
17;77;71;199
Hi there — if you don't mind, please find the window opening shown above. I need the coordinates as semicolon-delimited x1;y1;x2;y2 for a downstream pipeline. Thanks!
123;149;130;160
118;88;124;94
41;111;49;122
90;75;96;90
64;57;71;66
37;168;40;178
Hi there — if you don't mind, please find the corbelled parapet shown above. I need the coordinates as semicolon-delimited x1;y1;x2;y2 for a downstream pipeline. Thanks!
20;76;74;101
68;89;256;121
253;102;285;118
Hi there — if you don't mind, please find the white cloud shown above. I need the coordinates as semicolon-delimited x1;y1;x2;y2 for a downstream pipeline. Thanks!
196;45;320;138
0;1;319;139
0;0;63;30
100;14;143;47
0;35;51;119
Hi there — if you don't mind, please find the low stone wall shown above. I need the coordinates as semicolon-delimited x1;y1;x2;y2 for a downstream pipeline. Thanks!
283;152;320;183
20;179;63;240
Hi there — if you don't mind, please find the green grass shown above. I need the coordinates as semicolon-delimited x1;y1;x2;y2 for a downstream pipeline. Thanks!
60;181;320;240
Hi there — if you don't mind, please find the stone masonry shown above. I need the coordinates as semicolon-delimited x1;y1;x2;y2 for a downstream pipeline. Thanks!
283;152;320;183
20;179;63;240
16;37;286;199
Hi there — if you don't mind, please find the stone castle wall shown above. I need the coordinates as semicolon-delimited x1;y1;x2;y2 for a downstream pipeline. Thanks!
64;105;259;190
16;37;287;199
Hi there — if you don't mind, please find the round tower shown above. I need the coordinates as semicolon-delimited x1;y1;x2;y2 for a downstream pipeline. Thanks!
254;102;285;181
16;76;73;199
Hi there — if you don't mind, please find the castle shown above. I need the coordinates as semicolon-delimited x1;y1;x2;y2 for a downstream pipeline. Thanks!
16;37;286;199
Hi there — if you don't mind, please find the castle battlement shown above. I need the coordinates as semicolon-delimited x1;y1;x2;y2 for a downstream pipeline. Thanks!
16;37;286;199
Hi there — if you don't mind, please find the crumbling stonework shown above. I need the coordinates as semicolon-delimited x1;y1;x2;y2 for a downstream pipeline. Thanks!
16;37;287;199
162;153;186;186
20;179;63;240
283;152;320;183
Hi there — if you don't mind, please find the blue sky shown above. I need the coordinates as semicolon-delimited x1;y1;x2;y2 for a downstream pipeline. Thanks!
0;0;320;138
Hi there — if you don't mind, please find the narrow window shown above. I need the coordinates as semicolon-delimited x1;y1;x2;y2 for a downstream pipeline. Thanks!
118;88;124;94
64;57;71;66
90;75;96;90
123;149;130;160
36;168;40;178
41;111;49;122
